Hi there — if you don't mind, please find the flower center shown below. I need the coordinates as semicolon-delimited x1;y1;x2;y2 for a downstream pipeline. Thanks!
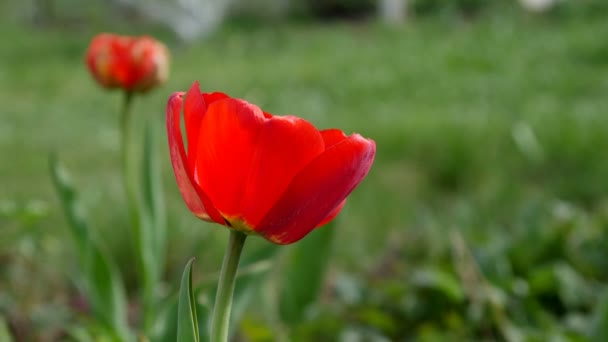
222;215;255;235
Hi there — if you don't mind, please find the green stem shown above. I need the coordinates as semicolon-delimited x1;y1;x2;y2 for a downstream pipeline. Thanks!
120;91;153;331
210;230;247;342
120;92;139;245
120;92;138;246
120;92;134;193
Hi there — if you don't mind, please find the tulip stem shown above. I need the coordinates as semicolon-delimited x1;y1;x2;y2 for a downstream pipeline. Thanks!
120;91;153;331
120;91;135;186
120;91;137;238
211;230;248;342
120;92;135;190
120;91;138;238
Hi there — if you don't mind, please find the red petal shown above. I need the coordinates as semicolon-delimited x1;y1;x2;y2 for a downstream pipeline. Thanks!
194;98;266;220
316;199;346;228
184;82;230;171
320;129;348;149
166;92;223;223
240;115;325;228
184;82;206;170
256;134;376;244
316;135;349;228
203;92;231;104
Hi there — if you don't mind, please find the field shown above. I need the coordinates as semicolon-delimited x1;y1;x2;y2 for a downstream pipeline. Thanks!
2;9;608;341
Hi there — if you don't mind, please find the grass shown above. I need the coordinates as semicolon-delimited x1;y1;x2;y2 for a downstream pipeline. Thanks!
2;10;608;340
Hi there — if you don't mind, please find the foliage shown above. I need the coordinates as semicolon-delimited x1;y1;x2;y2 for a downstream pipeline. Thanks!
2;10;608;341
49;155;131;340
176;258;199;342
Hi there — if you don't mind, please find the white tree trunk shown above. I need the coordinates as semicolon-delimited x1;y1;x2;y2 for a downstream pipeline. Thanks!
378;0;408;24
519;0;556;13
109;0;232;41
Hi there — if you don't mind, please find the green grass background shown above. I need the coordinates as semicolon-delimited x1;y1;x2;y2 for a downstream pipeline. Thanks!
2;6;608;340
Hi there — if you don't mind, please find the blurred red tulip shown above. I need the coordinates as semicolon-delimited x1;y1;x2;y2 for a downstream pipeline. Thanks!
85;33;169;93
167;82;376;244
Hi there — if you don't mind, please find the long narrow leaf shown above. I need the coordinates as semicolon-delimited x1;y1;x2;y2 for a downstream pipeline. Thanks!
49;154;130;340
152;290;210;342
49;154;89;255
86;242;131;340
136;122;167;331
141;121;166;262
177;258;200;342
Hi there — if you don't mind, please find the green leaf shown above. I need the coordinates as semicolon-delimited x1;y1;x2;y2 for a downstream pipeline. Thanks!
140;121;166;260
0;316;13;342
137;122;166;277
85;240;131;340
49;153;89;255
153;292;211;342
49;154;130;340
135;122;167;330
177;258;200;342
279;221;335;324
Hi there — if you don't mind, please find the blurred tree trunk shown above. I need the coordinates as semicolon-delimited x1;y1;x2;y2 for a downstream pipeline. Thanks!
379;0;408;24
103;0;232;41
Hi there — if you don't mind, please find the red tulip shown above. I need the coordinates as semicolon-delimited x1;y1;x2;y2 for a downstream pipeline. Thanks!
85;33;169;93
167;82;376;244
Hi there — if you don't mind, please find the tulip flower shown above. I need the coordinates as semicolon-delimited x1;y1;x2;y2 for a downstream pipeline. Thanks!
167;82;376;245
167;81;375;341
84;32;170;333
85;33;169;93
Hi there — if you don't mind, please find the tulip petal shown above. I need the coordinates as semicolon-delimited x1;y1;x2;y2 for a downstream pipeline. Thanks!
86;33;169;92
166;92;223;223
318;131;349;225
320;129;348;149
184;82;228;171
240;116;325;227
184;82;228;170
195;98;266;222
257;134;376;244
184;83;205;166
316;199;346;228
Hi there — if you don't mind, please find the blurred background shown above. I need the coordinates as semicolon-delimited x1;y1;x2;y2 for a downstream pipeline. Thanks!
2;0;608;340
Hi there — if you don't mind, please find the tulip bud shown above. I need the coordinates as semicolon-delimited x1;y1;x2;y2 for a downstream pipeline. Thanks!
86;33;170;93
